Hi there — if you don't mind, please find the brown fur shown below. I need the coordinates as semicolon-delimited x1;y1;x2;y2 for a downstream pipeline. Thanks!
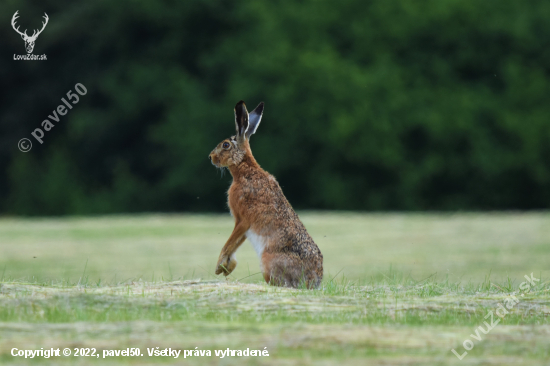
209;101;323;289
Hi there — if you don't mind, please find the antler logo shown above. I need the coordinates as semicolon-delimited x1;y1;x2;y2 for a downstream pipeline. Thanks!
11;10;49;54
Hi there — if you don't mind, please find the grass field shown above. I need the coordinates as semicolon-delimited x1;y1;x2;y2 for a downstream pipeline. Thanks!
0;212;549;365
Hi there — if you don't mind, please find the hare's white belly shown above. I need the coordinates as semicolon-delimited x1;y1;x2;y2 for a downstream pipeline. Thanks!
246;230;267;259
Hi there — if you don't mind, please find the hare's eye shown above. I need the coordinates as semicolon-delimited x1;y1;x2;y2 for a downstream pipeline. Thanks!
222;142;231;149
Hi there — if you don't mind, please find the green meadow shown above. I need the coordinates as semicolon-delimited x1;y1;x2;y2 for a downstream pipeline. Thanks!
0;212;549;365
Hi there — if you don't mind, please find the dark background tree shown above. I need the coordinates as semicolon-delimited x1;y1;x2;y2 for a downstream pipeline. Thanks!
1;0;549;215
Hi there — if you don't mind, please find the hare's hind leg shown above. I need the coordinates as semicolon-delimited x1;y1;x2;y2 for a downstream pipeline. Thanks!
261;252;318;288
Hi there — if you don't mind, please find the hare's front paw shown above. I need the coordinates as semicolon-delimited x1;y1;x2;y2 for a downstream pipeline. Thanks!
215;255;237;276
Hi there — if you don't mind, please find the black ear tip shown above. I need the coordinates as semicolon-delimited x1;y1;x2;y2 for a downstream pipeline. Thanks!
235;101;248;115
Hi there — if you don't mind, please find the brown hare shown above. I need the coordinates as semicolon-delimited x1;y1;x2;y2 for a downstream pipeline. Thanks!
209;101;323;289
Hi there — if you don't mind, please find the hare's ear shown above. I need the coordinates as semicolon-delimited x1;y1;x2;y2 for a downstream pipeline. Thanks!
234;100;249;143
246;102;264;139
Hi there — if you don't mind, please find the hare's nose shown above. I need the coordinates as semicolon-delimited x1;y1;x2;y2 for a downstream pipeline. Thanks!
208;154;212;161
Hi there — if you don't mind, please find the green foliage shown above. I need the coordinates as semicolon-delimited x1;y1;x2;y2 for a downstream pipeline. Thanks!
1;0;550;214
